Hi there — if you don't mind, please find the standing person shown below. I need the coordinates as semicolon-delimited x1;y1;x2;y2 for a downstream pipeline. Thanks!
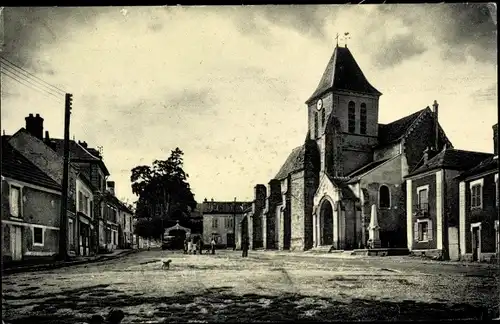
183;237;188;254
210;237;216;255
188;237;193;255
197;238;203;255
242;236;249;258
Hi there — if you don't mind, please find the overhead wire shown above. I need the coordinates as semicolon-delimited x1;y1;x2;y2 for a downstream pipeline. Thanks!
0;58;66;103
1;68;64;103
1;65;65;101
0;56;67;94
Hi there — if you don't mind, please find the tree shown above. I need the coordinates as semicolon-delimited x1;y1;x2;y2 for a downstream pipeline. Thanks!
130;148;197;240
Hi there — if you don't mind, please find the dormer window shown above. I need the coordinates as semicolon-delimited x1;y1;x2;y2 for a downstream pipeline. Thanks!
348;101;356;133
360;103;367;135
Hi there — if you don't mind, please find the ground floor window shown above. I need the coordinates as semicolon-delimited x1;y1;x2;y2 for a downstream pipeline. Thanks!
415;219;432;242
33;227;44;246
68;219;74;250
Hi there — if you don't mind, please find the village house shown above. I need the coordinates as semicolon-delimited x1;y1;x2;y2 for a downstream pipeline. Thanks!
456;124;498;262
202;199;249;248
1;136;62;263
47;136;111;254
2;113;131;259
241;44;453;253
404;146;492;260
119;201;134;249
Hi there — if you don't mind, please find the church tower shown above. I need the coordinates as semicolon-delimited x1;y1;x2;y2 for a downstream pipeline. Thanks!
305;44;382;177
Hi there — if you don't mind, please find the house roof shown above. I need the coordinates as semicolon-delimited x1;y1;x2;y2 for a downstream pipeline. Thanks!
274;145;306;180
1;136;62;191
407;148;494;178
455;155;498;180
347;158;391;181
202;201;251;214
49;138;110;176
377;108;427;146
325;174;358;200
306;46;382;104
103;191;134;214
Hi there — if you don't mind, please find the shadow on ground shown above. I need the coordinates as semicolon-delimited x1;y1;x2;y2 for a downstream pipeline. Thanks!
3;283;497;323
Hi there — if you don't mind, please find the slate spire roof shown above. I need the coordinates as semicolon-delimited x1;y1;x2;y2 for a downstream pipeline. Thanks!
306;45;382;104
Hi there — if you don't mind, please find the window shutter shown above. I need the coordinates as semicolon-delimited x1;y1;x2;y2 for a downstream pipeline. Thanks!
428;220;433;241
414;222;419;242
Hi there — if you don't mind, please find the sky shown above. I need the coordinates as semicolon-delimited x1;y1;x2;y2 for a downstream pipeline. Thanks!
1;5;497;205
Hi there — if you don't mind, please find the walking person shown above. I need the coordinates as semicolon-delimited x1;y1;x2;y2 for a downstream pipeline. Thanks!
242;236;249;258
210;237;216;255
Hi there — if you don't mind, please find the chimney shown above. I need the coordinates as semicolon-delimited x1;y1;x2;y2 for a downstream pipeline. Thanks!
25;113;44;140
423;147;436;165
78;140;88;148
432;100;439;151
106;181;115;196
493;123;498;156
254;184;267;208
204;198;208;202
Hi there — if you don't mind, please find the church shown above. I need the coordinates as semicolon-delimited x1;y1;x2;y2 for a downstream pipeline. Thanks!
240;43;452;252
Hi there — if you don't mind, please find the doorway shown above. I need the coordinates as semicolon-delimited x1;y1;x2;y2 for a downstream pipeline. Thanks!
10;225;22;261
471;226;481;261
227;233;235;248
320;200;334;245
169;229;187;250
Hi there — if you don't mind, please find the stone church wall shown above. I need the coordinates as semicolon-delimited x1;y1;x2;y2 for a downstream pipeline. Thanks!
290;170;306;251
374;142;401;161
358;156;406;248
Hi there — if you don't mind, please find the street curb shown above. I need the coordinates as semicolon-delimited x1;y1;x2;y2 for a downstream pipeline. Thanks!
1;249;141;276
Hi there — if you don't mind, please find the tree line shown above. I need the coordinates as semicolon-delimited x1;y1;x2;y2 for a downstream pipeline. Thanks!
130;148;197;240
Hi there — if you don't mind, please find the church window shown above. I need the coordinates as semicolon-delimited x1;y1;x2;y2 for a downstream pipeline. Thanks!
348;101;356;133
360;103;367;135
314;112;319;138
379;185;390;208
321;107;326;126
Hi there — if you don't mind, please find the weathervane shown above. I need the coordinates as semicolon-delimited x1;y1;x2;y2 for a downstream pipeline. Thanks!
340;32;351;48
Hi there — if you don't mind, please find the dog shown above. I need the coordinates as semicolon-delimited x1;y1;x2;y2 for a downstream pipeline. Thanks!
162;259;172;270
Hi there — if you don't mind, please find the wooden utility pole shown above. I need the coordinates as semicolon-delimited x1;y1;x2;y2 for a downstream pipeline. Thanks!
58;93;72;261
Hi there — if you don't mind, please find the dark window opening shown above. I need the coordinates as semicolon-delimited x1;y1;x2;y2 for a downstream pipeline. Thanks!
33;227;43;244
348;101;356;133
321;108;326;126
360;103;367;135
379;185;390;208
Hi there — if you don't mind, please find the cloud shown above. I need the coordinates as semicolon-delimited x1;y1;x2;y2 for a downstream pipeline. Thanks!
374;4;497;65
230;5;340;40
372;33;428;68
472;84;497;103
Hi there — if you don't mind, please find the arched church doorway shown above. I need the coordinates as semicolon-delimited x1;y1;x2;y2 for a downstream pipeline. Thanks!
320;200;334;245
